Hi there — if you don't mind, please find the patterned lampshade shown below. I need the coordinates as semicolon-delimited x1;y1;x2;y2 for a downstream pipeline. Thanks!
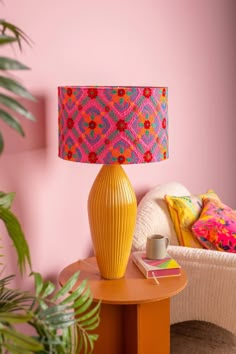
58;86;168;164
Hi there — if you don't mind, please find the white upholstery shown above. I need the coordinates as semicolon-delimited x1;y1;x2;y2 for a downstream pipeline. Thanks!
133;182;236;336
132;182;190;250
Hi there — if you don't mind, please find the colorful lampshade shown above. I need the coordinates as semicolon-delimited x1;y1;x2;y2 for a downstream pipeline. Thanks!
58;86;168;279
58;86;168;164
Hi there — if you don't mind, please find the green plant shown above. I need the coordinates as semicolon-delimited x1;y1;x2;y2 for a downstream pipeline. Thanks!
0;193;100;353
0;19;35;154
0;272;100;353
0;19;34;274
0;14;100;354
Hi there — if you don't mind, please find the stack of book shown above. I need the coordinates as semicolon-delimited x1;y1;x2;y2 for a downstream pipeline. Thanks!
132;251;181;279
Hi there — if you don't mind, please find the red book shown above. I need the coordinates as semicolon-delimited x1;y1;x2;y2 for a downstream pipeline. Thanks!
132;251;181;279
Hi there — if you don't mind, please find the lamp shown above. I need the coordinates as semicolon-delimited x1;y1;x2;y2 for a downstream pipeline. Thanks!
58;86;168;279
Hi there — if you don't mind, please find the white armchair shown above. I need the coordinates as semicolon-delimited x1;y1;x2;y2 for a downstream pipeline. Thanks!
133;182;236;335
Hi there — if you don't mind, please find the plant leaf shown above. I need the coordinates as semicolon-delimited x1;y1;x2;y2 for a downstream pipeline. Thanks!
0;109;25;136
4;343;36;354
39;280;55;298
39;304;68;319
0;312;32;324
0;35;17;45
0;191;15;209
79;313;100;329
0;131;3;154
0;94;35;120
53;271;80;301
76;301;100;322
61;279;87;305
0;20;33;49
0;75;35;100
0;207;31;274
73;288;90;310
0;325;43;351
31;272;43;297
74;295;93;317
0;57;30;70
81;332;88;354
44;312;75;326
75;332;83;354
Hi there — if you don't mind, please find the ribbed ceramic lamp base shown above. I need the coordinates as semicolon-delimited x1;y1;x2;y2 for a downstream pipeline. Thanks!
88;165;137;279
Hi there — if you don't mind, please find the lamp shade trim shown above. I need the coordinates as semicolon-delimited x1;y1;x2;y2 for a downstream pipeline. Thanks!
58;86;168;165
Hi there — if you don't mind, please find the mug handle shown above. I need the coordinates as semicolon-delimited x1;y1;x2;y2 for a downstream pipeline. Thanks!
165;237;169;248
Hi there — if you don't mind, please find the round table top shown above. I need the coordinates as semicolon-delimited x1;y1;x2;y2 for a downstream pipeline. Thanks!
59;257;187;305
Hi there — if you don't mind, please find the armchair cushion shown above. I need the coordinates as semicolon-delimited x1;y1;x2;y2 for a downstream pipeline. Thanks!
192;198;236;252
165;190;219;248
165;195;203;248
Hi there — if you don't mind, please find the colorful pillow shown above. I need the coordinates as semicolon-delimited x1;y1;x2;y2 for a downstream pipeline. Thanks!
192;198;236;252
165;190;220;248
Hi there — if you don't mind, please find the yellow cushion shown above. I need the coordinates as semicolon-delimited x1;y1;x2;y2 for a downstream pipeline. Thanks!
165;190;220;248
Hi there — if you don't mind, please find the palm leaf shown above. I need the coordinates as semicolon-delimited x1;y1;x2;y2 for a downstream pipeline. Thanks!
52;271;80;301
0;312;32;323
0;274;15;287
0;35;17;46
0;207;31;274
0;20;32;49
76;301;100;322
31;272;43;297
31;271;100;353
0;109;24;136
0;131;3;154
39;280;55;298
0;94;35;120
0;76;35;100
0;20;35;154
0;57;30;70
61;279;87;305
0;289;31;312
0;325;44;352
0;276;32;312
3;343;33;354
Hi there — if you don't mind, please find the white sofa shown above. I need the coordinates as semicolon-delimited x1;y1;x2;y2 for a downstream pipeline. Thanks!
132;182;236;335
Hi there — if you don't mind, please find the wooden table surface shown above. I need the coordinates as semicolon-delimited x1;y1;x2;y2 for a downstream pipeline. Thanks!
59;256;187;304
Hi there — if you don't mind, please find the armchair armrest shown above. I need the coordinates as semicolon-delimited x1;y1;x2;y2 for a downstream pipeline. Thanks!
167;245;236;335
168;245;236;269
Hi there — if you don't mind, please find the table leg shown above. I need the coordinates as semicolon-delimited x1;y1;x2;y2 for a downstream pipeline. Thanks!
137;298;170;354
93;298;170;354
93;303;124;354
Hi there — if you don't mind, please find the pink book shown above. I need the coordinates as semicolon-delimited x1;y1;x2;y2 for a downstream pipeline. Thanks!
132;251;181;278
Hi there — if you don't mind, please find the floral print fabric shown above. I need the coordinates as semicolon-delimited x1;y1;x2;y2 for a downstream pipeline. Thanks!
192;198;236;252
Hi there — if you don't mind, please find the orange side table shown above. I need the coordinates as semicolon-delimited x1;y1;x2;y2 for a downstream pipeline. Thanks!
59;257;187;354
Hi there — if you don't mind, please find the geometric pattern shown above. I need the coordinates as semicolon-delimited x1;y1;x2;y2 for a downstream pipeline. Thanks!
58;86;168;164
141;255;180;269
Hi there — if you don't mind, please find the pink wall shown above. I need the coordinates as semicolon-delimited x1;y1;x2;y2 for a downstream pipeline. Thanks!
0;0;235;278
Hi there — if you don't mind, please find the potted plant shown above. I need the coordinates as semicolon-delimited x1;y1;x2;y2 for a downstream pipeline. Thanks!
0;16;100;354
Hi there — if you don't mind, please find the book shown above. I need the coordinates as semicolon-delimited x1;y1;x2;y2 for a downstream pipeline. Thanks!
132;251;181;279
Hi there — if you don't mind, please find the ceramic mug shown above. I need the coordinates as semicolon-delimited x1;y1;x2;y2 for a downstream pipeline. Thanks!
146;234;169;259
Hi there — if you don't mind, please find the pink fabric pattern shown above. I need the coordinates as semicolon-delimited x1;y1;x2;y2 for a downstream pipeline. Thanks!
58;86;168;164
192;198;236;252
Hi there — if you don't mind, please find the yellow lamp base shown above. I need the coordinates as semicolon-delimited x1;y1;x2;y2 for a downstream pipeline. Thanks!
88;165;137;279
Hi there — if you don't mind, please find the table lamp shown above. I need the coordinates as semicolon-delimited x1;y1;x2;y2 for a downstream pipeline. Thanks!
58;86;168;279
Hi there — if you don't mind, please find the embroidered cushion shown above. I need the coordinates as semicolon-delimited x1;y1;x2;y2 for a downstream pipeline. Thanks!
192;198;236;252
165;191;219;248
